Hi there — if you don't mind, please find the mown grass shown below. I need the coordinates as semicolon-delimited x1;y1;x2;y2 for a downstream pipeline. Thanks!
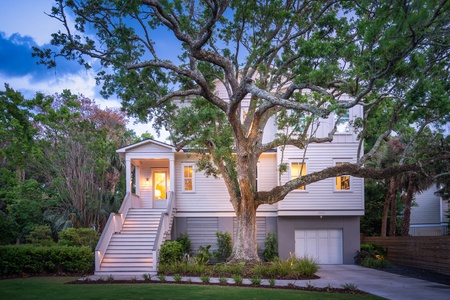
0;277;384;300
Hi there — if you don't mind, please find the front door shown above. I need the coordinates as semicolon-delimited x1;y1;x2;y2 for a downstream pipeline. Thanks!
153;170;167;208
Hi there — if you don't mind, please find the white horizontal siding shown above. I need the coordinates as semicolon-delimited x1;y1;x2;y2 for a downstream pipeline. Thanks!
175;155;233;213
257;154;278;212
410;187;442;224
175;154;278;213
277;143;363;212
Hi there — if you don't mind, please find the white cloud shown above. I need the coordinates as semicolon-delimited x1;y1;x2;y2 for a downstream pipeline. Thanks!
0;70;97;99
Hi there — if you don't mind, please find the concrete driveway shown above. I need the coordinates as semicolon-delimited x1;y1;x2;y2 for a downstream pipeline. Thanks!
311;265;450;300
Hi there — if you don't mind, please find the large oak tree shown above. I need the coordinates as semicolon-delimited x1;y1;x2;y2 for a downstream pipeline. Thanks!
37;0;450;262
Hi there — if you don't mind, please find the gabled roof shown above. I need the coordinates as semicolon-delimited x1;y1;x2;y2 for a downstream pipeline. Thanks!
116;138;175;153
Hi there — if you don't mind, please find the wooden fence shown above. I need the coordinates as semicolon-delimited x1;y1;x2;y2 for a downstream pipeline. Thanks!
361;236;450;276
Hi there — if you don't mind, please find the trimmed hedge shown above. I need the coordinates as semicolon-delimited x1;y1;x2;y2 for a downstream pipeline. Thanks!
0;245;94;276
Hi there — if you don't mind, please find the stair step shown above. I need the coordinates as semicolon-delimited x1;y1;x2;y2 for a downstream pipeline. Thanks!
102;262;153;270
95;271;157;276
98;267;154;272
112;233;157;237
127;210;164;214
103;258;153;263
123;222;160;225
120;230;158;233
108;244;153;251
104;253;152;258
111;236;156;241
106;249;154;254
110;239;155;245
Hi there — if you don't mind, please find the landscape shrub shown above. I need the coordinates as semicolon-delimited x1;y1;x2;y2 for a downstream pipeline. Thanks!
159;240;184;264
26;225;55;246
58;228;99;251
290;255;319;276
355;243;389;269
0;245;93;276
157;255;319;279
262;233;279;261
194;245;212;265
175;233;192;256
158;260;210;276
213;231;232;262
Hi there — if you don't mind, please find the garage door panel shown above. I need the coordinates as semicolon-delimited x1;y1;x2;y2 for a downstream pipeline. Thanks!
295;229;343;264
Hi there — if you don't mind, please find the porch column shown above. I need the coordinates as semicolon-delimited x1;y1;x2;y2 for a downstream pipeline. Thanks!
135;165;141;196
126;158;131;194
169;157;175;192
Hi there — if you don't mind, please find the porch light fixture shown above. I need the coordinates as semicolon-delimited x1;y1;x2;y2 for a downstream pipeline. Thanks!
145;178;150;186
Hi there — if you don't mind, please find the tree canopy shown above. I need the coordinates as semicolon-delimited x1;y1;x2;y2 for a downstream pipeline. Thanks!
0;86;134;244
36;0;450;261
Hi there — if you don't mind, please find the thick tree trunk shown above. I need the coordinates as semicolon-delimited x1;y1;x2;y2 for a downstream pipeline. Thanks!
227;137;260;263
227;198;260;263
381;177;398;237
401;176;415;236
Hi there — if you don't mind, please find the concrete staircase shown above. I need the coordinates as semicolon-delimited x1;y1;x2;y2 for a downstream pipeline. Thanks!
95;208;164;276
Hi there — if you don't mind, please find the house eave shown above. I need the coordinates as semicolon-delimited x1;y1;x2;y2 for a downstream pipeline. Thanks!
116;138;176;156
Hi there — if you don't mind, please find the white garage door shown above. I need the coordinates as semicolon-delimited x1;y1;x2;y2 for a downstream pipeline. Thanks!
295;229;343;264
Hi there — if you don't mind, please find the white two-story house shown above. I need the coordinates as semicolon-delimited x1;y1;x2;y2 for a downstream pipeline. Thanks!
94;83;364;276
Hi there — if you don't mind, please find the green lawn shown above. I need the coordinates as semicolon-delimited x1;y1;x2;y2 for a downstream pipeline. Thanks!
0;277;384;300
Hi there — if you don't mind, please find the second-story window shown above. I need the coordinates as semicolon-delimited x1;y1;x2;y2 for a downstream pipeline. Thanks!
182;164;195;192
291;162;306;190
335;110;350;133
335;162;350;190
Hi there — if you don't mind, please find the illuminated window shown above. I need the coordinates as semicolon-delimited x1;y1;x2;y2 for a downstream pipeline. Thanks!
291;162;306;190
335;162;350;190
182;164;195;192
335;111;350;133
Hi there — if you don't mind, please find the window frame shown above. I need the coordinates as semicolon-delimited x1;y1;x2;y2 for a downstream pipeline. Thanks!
334;110;351;134
290;160;308;192
333;160;352;192
181;163;196;193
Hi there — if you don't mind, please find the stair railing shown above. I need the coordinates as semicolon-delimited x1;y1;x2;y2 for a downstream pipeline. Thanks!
152;191;175;271
95;192;131;272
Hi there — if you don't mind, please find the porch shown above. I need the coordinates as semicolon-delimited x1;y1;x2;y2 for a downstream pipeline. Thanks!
94;139;177;276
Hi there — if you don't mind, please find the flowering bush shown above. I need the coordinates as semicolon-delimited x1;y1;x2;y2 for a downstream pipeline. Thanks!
354;243;389;269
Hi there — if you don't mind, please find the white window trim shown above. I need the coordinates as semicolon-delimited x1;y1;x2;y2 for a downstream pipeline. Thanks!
333;159;353;192
181;163;196;193
290;160;308;192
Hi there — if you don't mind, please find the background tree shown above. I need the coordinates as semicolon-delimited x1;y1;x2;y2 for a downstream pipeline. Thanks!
37;0;450;262
0;85;135;243
32;90;133;231
0;85;51;243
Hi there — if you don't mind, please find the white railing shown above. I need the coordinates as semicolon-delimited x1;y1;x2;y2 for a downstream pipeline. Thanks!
152;191;176;271
409;224;449;236
95;192;132;271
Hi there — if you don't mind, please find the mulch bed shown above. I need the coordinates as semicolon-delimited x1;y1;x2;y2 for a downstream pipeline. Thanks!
380;264;450;286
